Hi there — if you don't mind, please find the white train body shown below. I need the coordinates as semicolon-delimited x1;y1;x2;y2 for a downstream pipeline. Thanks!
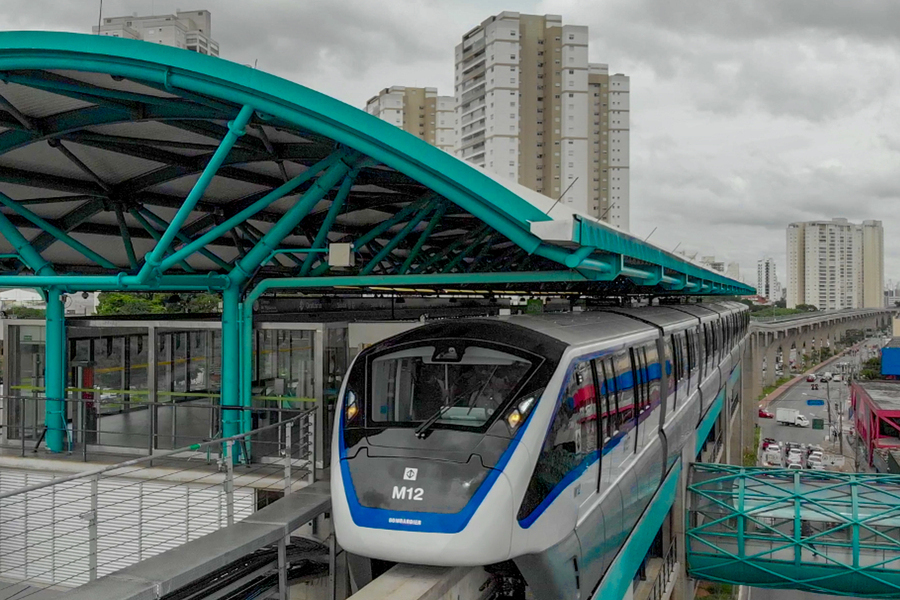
332;302;748;598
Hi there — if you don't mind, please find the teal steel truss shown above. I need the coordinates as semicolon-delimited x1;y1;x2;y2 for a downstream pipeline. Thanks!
687;464;900;597
0;32;753;453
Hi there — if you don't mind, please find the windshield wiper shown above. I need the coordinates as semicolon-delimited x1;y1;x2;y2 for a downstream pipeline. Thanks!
415;393;469;439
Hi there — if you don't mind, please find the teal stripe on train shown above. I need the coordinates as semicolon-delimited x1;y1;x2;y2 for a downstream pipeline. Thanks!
592;460;683;600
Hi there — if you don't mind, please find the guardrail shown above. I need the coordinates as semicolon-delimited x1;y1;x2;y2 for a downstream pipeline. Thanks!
0;410;315;594
1;393;313;462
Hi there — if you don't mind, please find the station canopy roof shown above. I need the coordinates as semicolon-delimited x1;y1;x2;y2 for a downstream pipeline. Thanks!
0;31;753;297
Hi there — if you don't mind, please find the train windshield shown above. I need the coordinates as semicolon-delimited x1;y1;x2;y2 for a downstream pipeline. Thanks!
369;344;532;429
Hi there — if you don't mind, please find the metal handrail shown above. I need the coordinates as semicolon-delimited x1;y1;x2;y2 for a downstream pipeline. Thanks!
0;408;314;501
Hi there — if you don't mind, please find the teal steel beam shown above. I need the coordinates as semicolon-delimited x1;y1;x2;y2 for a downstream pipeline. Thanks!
0;209;54;275
139;104;254;282
113;205;138;270
0;191;116;269
228;153;360;286
44;287;66;453
221;285;242;445
157;149;349;272
129;209;196;273
398;202;446;274
350;195;436;252
360;202;434;276
441;226;492;273
465;234;497;273
411;225;489;275
138;206;231;271
49;140;111;192
299;170;356;276
0;274;228;290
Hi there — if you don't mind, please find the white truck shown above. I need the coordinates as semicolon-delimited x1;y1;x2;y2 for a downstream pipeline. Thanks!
776;407;810;427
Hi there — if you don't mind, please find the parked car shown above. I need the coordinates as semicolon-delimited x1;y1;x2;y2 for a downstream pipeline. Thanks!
807;454;825;470
806;374;817;382
787;462;804;470
759;406;774;419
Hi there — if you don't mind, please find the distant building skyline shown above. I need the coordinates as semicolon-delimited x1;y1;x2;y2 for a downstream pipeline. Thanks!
365;86;456;153
786;218;884;310
756;257;781;302
92;9;218;56
454;12;630;229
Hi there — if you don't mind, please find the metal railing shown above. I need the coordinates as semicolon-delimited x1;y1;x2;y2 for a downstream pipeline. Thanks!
648;540;678;600
0;410;315;596
1;393;314;462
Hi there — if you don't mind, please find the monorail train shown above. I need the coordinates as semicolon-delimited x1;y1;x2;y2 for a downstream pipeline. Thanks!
332;301;749;598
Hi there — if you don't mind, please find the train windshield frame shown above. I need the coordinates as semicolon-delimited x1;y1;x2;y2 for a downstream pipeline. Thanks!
362;339;543;433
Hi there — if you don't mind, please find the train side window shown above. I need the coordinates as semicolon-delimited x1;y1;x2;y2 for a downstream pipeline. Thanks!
694;328;705;378
568;361;598;456
685;329;695;374
594;359;616;443
614;351;634;429
600;357;620;437
644;343;661;408
593;358;611;441
663;337;675;397
517;362;592;521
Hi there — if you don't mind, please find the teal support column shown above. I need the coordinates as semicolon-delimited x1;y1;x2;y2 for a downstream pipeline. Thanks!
44;287;66;453
221;286;242;445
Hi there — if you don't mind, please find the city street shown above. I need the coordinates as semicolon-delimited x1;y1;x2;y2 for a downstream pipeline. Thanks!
749;587;868;600
761;372;853;450
759;339;886;464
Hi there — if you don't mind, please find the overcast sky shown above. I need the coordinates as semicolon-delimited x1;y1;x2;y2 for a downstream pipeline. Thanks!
2;0;899;287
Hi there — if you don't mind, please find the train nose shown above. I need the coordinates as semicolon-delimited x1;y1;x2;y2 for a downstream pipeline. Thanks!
346;449;490;515
334;451;515;565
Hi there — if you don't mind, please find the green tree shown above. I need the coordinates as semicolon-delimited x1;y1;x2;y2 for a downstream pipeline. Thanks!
774;299;787;308
860;356;882;380
97;292;220;316
2;305;46;319
796;303;818;312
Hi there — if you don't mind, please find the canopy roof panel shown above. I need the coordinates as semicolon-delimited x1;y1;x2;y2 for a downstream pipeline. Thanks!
0;31;753;297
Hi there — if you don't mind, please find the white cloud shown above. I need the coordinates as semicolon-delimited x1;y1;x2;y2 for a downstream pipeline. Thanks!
1;0;898;289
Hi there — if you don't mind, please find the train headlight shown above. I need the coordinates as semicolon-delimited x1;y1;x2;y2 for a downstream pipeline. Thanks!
344;390;359;423
505;393;539;432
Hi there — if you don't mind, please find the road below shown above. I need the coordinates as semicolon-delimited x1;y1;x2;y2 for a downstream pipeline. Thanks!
749;587;868;600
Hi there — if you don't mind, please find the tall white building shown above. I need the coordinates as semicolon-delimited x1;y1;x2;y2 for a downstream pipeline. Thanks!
786;218;884;310
92;9;219;56
454;12;629;229
365;87;456;153
725;262;741;282
756;258;781;302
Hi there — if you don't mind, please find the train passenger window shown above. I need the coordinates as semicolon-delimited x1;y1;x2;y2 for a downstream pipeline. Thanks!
693;328;704;378
663;337;674;397
643;344;661;408
596;358;615;440
566;361;598;456
675;334;687;380
517;361;594;520
613;351;634;428
685;329;695;374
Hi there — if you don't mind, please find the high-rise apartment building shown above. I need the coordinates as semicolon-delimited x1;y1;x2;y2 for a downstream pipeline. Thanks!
757;258;781;302
93;10;218;56
861;219;885;309
454;12;629;229
786;218;884;310
365;87;456;153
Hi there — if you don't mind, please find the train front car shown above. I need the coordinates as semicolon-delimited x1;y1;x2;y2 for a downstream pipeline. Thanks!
331;319;565;566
